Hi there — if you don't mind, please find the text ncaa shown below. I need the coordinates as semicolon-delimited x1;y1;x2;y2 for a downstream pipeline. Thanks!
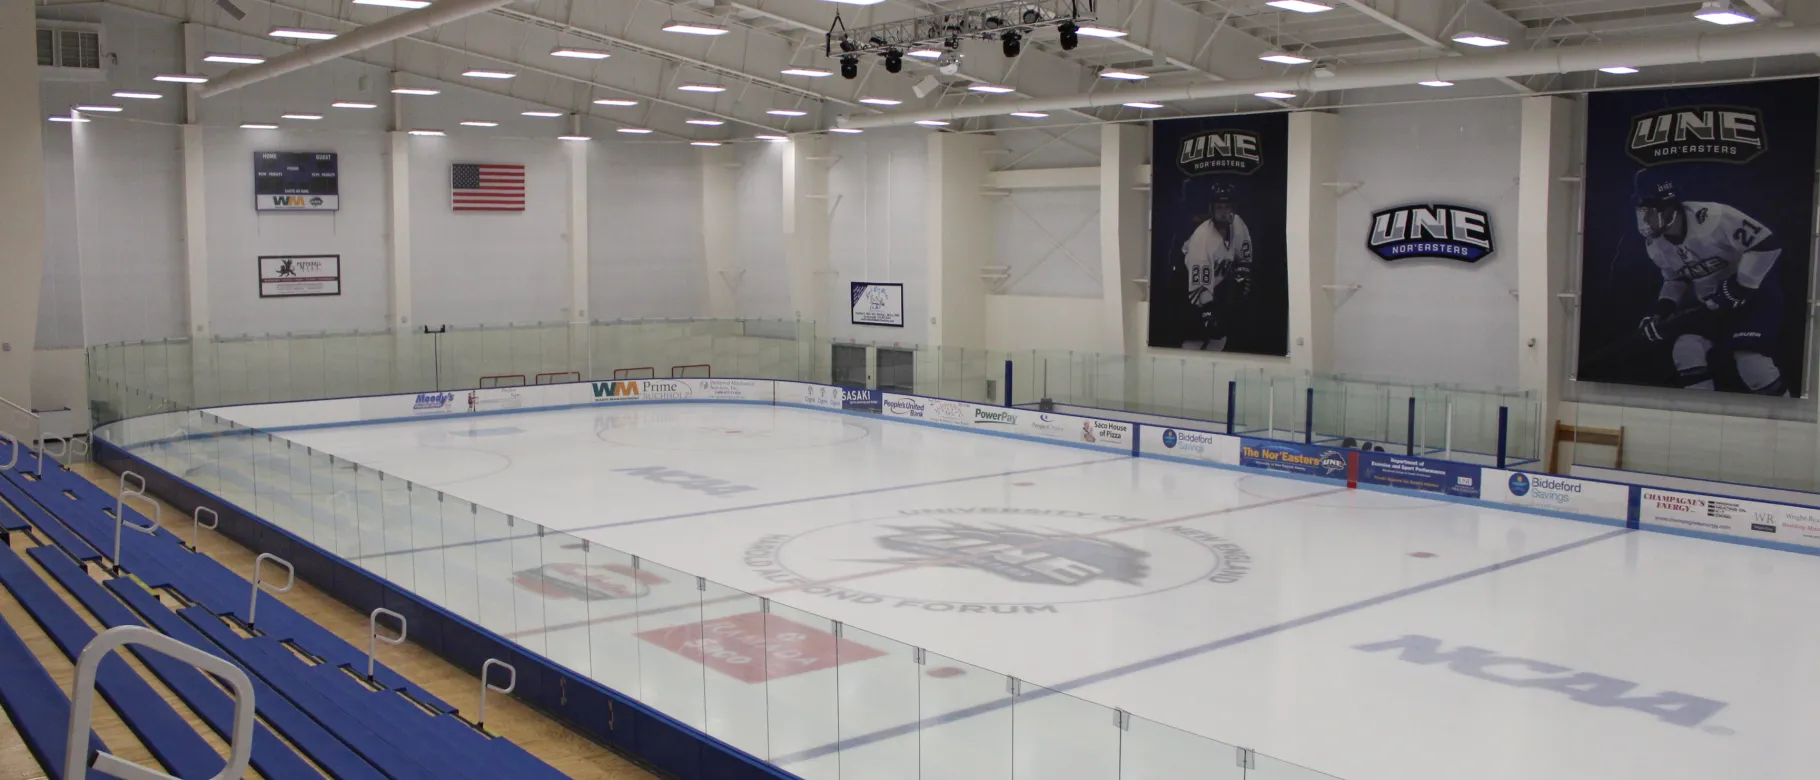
1367;204;1494;263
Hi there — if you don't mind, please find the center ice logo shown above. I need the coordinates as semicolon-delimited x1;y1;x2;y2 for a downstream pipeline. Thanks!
744;508;1252;615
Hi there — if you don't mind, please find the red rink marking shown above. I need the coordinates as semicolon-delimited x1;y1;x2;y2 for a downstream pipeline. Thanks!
1409;551;1437;558
636;611;885;683
1013;482;1035;487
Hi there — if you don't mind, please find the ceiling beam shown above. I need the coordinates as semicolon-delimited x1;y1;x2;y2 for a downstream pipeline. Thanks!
1332;0;1534;92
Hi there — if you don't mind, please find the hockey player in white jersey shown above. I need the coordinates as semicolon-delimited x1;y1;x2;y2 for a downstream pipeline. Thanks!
1633;171;1787;394
1178;182;1254;351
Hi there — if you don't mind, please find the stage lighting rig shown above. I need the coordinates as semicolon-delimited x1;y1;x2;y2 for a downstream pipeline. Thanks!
826;0;1097;63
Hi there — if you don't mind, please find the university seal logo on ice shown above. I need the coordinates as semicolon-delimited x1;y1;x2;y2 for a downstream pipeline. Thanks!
743;508;1251;615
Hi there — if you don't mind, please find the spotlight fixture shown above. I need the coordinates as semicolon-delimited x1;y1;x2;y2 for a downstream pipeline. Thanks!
840;55;860;79
241;123;279;129
460;121;499;127
914;119;950;126
663;22;729;36
1123;101;1163;109
521;110;564;117
1418;80;1453;87
678;84;727;93
204;53;265;64
767;109;808;116
1450;31;1508;47
907;49;943;59
391;87;441;95
781;68;833;77
969;84;1015;93
1058;21;1078;50
1265;0;1333;12
1258;50;1313;65
1694;0;1754;25
113;91;163;100
407;129;446;136
686;119;726;126
1009;111;1048;118
154;74;210;84
884;49;903;73
332;101;378;109
1099;70;1149;80
593;98;639;106
281;113;324;120
1001;30;1022;58
268;27;338;40
1254;91;1296;99
1600;66;1640;74
617;128;653;134
462;69;516;79
550;47;612;59
828;127;863;134
859;97;902;106
1022;8;1041;24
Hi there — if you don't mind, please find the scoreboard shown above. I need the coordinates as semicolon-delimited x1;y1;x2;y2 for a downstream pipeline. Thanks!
254;151;339;211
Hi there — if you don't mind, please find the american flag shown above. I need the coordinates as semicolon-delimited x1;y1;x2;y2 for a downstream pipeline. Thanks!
452;163;526;211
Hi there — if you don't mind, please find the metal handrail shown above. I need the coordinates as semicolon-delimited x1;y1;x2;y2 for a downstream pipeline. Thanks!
367;608;406;680
191;507;219;552
477;658;516;728
113;472;160;574
247;553;294;629
38;436;71;477
0;432;15;471
65;626;256;780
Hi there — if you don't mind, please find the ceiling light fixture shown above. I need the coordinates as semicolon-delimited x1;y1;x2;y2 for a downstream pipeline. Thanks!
756;134;788;141
691;141;722;147
1265;1;1333;12
154;74;210;83
332;101;378;109
268;27;338;40
558;135;591;141
1599;66;1640;74
1123;101;1163;109
1099;70;1149;80
617;127;653;134
391;87;440;95
281;113;323;120
240;123;279;129
781;68;833;77
550;47;611;60
686;119;726;126
1258;51;1313;65
1418;80;1453;87
969;84;1015;93
1075;25;1127;38
204;53;265;64
822;0;885;5
459;120;499;127
767;109;808;116
1450;32;1508;47
1694;1;1754;25
1254;91;1297;99
352;0;430;7
593;98;639;106
828;127;863;134
1009;111;1049;118
407;129;446;136
521;110;564;117
74;105;123;113
914;119;950;126
113;91;162;100
662;22;729;36
48;116;90;123
859;97;902;106
678;84;727;93
462;69;516;79
906;49;943;59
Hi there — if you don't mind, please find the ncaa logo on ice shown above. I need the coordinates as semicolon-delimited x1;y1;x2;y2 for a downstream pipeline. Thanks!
1626;105;1765;166
743;508;1252;615
1176;129;1263;176
1367;204;1494;263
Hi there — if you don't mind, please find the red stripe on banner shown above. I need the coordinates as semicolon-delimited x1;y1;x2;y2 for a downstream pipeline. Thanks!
464;185;523;190
455;201;526;206
454;206;525;211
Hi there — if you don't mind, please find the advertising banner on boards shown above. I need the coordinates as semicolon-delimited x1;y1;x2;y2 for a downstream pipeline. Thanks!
1357;452;1481;498
1576;79;1817;396
1149;114;1289;356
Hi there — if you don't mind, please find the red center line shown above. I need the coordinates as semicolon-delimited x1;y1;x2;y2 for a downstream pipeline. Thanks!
504;485;1349;640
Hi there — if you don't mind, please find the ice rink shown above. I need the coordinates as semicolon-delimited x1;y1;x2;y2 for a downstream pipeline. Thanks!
171;402;1820;780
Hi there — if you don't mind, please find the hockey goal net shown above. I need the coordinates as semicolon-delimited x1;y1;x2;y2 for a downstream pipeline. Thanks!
478;374;527;388
612;366;656;380
535;371;582;385
670;364;712;378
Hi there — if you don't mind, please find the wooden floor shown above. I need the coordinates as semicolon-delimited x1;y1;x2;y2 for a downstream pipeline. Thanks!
0;462;656;780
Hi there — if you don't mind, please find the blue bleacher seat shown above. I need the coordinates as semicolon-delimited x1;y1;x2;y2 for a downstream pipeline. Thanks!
0;594;108;780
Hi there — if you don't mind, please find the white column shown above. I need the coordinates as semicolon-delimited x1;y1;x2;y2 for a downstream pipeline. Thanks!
1099;124;1147;357
1286;111;1341;374
925;132;994;349
182;126;210;341
388;131;412;329
1517;96;1576;454
701;145;739;318
783;136;831;338
567;133;591;372
0;0;46;407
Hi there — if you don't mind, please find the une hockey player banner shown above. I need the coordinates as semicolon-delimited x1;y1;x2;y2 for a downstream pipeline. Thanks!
1148;114;1289;356
1577;79;1817;396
